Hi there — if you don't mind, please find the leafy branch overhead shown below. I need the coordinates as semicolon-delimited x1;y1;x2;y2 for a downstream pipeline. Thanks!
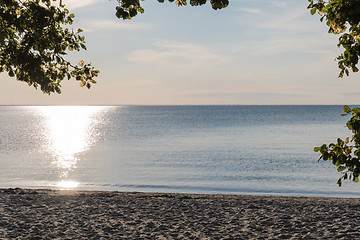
314;106;360;186
0;0;99;94
308;0;360;77
1;0;227;94
115;0;229;20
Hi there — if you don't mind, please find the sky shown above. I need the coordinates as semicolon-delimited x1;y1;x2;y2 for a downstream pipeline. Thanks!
1;0;359;105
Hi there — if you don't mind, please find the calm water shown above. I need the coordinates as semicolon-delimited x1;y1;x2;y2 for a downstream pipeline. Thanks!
0;105;359;197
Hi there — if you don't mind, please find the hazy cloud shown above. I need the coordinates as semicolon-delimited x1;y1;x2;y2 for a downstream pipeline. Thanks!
181;90;313;98
62;0;105;9
84;20;153;32
256;14;309;32
117;80;161;87
268;0;289;8
341;92;360;96
231;34;335;58
125;40;230;70
235;8;262;14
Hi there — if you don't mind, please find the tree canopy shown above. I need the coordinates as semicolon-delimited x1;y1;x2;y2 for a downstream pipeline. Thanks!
0;0;98;94
315;106;360;186
115;0;228;20
308;0;360;77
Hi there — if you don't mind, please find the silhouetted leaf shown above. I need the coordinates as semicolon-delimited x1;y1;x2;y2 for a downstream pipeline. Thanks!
337;166;346;172
343;105;351;113
310;7;317;15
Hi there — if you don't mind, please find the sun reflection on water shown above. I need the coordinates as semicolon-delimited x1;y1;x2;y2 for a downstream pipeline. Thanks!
57;180;80;189
35;106;110;188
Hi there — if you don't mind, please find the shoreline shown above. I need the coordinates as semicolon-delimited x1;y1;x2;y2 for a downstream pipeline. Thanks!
2;188;360;239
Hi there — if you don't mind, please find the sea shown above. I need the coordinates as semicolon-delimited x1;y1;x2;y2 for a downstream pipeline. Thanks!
0;105;359;197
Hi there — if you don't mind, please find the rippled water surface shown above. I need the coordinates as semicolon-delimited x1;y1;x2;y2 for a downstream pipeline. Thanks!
0;105;359;197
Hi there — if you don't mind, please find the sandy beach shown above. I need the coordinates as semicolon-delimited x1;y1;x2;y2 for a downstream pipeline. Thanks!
1;189;360;239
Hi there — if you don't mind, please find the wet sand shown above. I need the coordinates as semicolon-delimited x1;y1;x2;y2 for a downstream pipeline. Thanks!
1;188;360;239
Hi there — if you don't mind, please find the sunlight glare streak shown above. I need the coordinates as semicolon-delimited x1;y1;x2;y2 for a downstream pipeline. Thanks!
36;106;109;187
57;180;79;189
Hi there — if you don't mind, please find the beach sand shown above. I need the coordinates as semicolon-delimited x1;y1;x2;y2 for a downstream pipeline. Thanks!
1;188;360;239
